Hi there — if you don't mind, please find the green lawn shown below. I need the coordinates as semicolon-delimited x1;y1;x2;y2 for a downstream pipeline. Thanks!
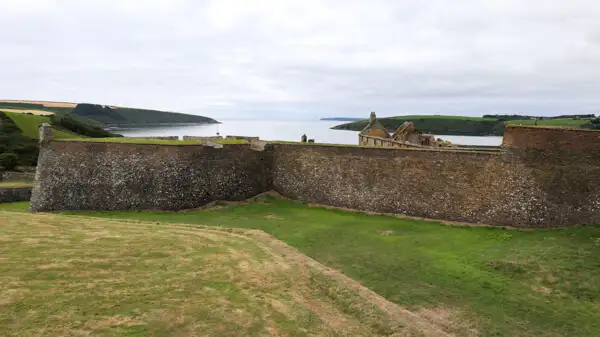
3;111;83;139
4;196;600;336
389;115;498;121
2;211;429;336
507;118;591;128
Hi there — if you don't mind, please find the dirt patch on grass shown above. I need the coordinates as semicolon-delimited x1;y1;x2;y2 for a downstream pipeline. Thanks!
0;211;460;336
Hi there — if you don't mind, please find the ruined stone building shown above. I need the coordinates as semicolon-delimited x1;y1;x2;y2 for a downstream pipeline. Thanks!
359;112;451;148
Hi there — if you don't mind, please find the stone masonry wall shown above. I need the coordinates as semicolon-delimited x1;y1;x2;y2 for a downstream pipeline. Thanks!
269;144;600;228
29;126;600;228
30;141;270;212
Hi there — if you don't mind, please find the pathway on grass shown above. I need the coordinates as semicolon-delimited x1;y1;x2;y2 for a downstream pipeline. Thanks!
0;211;450;337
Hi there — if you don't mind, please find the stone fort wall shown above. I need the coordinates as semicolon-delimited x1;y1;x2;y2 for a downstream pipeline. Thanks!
30;126;600;228
30;142;271;212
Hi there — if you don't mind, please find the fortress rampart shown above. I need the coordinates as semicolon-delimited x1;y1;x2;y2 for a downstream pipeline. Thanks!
30;126;600;228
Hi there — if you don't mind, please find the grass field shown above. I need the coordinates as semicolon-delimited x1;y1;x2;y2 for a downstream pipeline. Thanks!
507;118;590;128
0;108;54;116
389;115;498;121
0;211;449;337
2;111;83;139
0;99;77;108
2;196;600;336
0;181;33;188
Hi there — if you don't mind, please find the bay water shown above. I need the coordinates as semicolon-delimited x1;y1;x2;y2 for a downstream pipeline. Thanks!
112;119;503;146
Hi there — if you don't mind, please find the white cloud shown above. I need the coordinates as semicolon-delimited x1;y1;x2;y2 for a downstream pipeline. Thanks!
1;0;600;118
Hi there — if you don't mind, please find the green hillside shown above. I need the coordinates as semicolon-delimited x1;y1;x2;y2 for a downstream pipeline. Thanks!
0;101;219;126
4;112;82;139
0;110;120;167
332;115;597;136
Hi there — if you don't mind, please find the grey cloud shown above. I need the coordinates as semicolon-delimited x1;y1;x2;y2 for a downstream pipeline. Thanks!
1;0;600;119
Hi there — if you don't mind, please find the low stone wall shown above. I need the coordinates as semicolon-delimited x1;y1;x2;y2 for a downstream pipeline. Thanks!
226;136;260;141
0;187;32;203
183;136;223;141
1;171;35;181
359;134;415;148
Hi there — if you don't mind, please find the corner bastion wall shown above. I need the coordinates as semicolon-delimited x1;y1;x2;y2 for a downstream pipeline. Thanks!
30;141;271;212
29;125;600;228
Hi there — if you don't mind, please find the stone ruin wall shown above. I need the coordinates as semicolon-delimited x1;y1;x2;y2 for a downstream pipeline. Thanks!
359;134;413;148
29;126;600;228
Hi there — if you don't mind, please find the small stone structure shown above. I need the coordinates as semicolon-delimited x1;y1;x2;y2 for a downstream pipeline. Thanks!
358;112;452;148
39;122;52;144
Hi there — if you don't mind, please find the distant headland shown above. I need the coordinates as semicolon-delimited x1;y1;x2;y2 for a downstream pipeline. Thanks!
331;114;599;136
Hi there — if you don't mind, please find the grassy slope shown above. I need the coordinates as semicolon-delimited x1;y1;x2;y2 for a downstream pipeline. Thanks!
333;115;594;136
3;197;599;336
0;211;446;337
3;111;83;139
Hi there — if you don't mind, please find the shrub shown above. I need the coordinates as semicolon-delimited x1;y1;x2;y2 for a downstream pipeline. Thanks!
50;114;121;138
0;153;19;170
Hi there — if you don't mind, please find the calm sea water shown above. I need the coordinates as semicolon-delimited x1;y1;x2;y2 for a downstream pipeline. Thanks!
112;120;503;146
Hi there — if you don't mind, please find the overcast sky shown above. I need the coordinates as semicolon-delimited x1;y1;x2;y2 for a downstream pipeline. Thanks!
1;0;600;119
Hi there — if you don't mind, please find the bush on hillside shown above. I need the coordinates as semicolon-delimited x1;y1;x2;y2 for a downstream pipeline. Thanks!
51;114;121;138
0;153;19;170
0;111;39;166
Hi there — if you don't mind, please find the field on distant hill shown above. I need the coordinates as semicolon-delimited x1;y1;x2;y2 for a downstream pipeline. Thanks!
3;195;600;336
0;108;54;116
0;211;448;337
332;115;596;136
0;100;77;108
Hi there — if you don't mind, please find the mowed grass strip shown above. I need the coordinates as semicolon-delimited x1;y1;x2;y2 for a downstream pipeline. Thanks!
0;180;33;188
4;196;599;336
0;211;450;337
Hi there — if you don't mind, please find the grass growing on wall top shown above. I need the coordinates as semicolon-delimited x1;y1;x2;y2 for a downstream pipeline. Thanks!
3;196;600;336
0;180;33;188
66;138;250;145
